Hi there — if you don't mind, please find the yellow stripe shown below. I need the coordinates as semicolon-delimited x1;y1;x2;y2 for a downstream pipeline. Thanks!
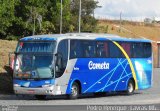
113;41;138;90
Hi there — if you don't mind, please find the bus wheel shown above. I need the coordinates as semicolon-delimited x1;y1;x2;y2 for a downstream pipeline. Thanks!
126;80;135;95
68;82;79;99
35;95;46;100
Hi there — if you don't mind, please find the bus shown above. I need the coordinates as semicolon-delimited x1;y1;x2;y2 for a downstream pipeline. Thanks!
13;33;153;99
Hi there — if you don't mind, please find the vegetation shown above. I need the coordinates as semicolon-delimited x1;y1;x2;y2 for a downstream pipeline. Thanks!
0;0;99;40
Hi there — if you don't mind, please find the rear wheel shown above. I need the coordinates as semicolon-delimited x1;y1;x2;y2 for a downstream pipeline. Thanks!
126;80;135;95
68;82;79;99
35;95;46;100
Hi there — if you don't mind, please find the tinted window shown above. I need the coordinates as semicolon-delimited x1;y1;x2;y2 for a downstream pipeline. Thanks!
17;42;55;53
70;40;96;58
144;43;152;58
81;41;96;58
56;40;68;77
132;43;143;58
109;42;123;58
96;41;109;58
108;41;152;58
58;40;68;61
70;40;83;59
120;42;131;57
70;40;151;59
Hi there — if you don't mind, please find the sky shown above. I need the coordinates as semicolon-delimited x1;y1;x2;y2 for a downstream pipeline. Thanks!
94;0;160;21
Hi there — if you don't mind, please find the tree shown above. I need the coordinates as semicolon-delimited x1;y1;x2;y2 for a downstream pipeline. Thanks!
13;0;72;35
70;0;99;32
13;0;47;36
48;0;71;33
0;0;18;39
0;0;99;39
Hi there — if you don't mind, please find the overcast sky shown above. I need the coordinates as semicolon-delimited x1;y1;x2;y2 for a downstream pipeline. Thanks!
94;0;160;21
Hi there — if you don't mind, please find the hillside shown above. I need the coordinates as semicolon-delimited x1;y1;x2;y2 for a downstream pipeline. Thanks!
96;20;160;67
97;20;160;40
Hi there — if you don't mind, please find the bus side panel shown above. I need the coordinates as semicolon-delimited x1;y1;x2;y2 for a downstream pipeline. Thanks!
132;57;152;90
66;58;133;94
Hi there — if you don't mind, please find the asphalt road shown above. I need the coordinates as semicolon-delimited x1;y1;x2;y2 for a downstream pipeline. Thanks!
0;69;160;106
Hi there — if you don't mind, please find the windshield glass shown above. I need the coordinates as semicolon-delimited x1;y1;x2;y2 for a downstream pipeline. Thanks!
14;41;56;79
16;42;55;53
14;54;54;79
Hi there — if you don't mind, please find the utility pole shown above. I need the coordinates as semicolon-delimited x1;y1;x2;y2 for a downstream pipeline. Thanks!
33;14;36;35
119;11;122;33
60;0;63;34
78;0;81;33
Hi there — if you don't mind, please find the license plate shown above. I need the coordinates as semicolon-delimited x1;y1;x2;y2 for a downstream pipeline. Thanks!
27;90;35;94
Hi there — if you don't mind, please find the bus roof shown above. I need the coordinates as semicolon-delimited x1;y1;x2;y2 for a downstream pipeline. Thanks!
20;33;152;43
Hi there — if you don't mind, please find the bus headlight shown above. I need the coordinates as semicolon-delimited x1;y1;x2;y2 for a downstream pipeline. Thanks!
14;84;20;87
42;84;53;88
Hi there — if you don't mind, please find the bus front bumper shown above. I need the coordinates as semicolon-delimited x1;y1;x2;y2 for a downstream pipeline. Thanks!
14;86;56;95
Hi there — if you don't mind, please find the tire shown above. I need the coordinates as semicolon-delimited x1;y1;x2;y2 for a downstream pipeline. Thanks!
126;80;135;95
68;82;79;99
35;95;46;100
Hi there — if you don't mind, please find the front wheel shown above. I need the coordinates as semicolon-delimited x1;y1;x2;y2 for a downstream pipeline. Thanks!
68;82;79;99
126;80;135;95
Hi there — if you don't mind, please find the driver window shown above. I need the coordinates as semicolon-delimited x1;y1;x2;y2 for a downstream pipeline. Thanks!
56;40;68;78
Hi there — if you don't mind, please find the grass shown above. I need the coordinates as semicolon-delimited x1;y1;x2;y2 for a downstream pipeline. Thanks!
0;40;17;72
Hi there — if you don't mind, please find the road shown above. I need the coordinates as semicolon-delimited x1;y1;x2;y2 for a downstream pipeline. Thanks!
0;69;160;106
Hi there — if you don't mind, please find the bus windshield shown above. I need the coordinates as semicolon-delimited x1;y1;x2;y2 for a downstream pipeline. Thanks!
14;54;54;79
16;41;55;53
14;41;56;79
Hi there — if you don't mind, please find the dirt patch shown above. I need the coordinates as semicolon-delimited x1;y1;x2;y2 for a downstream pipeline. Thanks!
0;40;17;73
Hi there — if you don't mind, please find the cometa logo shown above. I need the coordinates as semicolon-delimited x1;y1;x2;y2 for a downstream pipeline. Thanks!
88;61;110;70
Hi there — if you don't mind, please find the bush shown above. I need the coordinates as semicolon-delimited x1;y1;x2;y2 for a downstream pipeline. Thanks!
6;36;19;41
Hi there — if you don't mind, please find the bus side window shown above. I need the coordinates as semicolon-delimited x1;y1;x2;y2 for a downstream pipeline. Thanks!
132;43;143;58
121;42;131;57
96;41;108;58
109;42;122;58
82;41;96;58
70;40;82;59
56;40;68;77
144;43;151;58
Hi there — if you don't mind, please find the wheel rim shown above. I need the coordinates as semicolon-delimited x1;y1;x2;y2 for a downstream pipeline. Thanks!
71;85;78;97
128;82;133;93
